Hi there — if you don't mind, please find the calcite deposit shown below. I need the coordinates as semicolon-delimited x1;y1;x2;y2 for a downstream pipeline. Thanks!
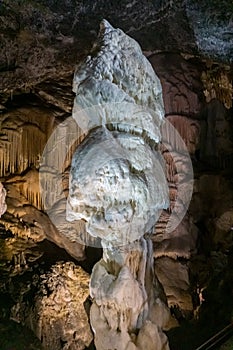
0;182;6;217
67;20;169;246
67;20;173;350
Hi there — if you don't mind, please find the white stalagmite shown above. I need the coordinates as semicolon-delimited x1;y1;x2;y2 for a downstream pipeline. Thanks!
67;20;172;350
67;20;169;245
67;126;168;246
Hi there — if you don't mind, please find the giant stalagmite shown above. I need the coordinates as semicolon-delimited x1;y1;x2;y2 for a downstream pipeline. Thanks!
67;20;174;350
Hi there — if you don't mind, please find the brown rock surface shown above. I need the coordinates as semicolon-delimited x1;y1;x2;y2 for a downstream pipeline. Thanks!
11;262;93;350
155;257;193;312
149;54;204;118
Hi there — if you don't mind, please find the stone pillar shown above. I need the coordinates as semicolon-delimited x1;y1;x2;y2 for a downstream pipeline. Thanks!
67;20;172;349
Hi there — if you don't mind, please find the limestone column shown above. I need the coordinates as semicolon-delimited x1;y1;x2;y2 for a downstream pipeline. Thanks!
67;20;172;350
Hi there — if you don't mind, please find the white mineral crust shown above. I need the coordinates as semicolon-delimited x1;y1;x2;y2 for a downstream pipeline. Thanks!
67;20;169;246
67;20;171;350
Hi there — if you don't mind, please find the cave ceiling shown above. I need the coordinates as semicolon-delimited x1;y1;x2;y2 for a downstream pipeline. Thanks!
0;0;232;99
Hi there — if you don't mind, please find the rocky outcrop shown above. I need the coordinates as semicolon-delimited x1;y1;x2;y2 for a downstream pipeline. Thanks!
154;214;198;260
0;178;85;260
149;53;204;118
199;99;233;166
190;174;233;224
213;209;233;249
11;262;93;350
0;320;43;350
186;0;233;61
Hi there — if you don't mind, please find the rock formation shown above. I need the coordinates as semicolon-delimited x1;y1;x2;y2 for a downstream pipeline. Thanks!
67;19;169;243
11;262;93;350
0;2;232;349
66;20;176;350
0;182;6;217
0;104;85;260
147;53;202;314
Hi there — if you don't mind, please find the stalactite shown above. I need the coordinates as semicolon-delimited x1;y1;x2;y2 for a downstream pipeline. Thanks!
153;140;197;311
0;128;22;176
0;108;54;177
201;66;233;109
40;117;84;212
18;169;43;210
41;117;82;177
21;125;45;172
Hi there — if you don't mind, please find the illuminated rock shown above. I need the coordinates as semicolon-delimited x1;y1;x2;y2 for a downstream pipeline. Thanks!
67;20;171;350
67;20;169;246
90;239;172;350
16;262;93;350
67;127;168;246
155;257;193;313
0;182;6;217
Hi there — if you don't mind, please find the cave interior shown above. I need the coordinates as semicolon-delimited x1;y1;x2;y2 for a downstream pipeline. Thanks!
0;1;233;350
